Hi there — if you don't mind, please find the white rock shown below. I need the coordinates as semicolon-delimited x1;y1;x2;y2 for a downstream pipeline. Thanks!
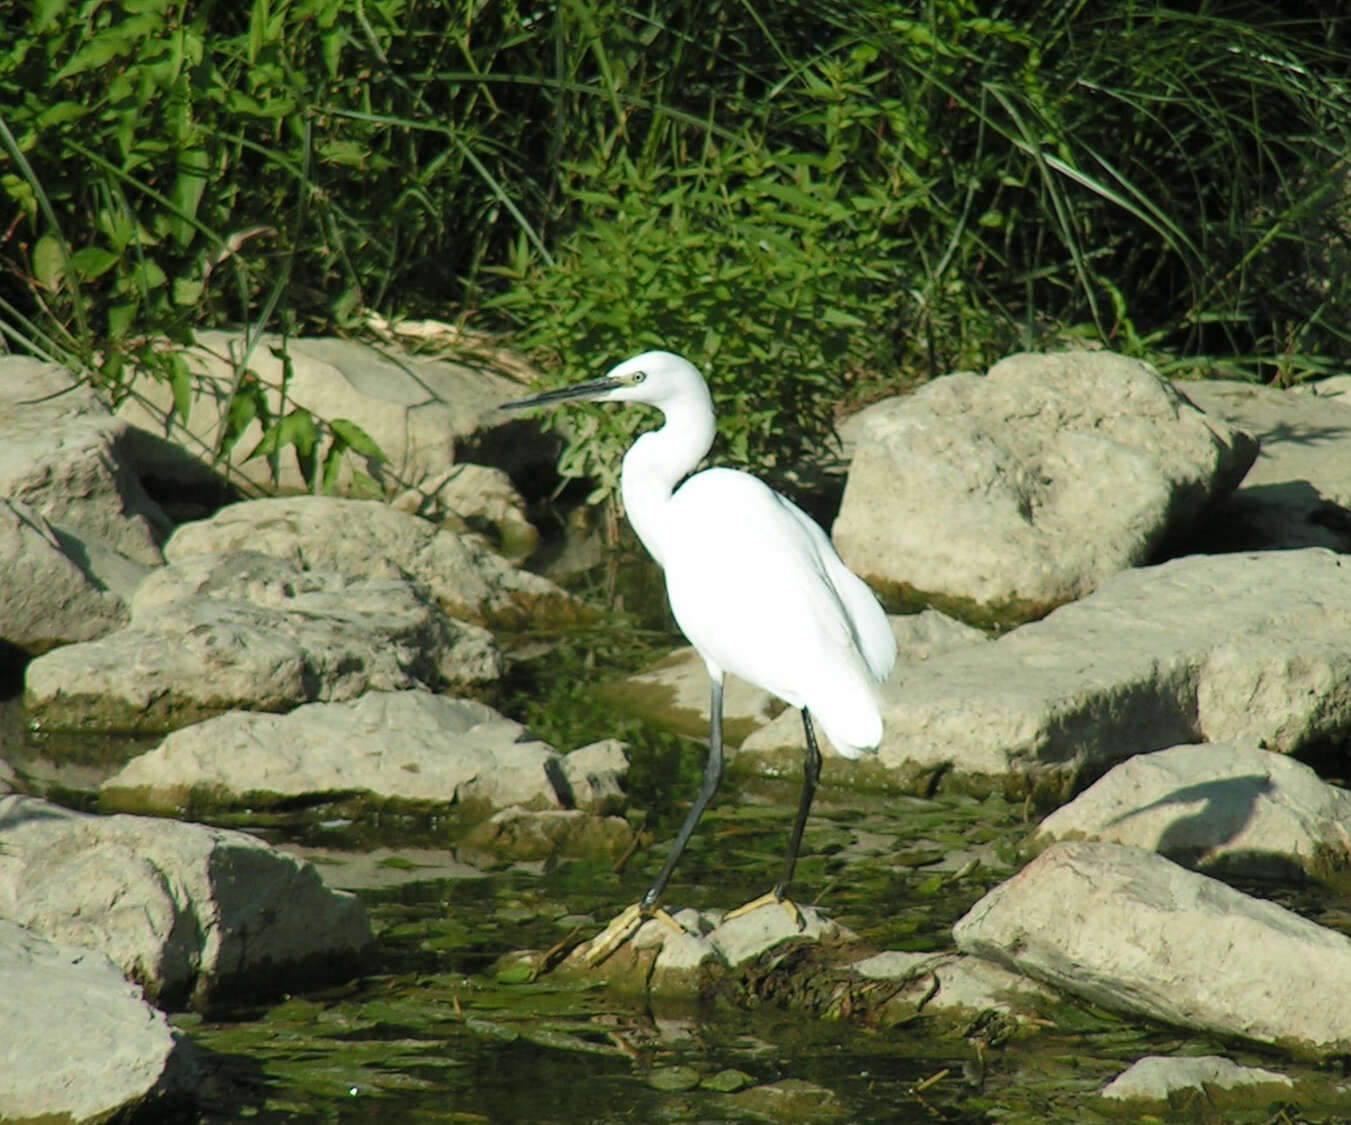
165;495;575;626
1030;742;1351;880
560;739;630;814
102;693;572;815
1177;378;1351;550
0;356;170;567
741;549;1351;796
24;552;501;732
834;351;1255;619
1099;1054;1293;1104
953;840;1351;1055
0;498;129;653
396;462;539;565
0;795;372;1008
0;919;192;1121
117;330;526;515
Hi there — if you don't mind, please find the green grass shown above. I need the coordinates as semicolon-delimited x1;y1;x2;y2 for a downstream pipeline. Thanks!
2;0;1348;491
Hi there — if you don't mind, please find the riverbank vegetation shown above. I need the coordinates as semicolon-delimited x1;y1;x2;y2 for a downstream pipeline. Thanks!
2;0;1349;486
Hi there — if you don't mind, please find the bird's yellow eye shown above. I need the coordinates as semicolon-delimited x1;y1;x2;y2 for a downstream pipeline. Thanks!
629;370;647;385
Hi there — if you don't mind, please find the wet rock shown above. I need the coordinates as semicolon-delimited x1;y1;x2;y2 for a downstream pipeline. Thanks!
165;494;578;628
953;840;1351;1056
0;919;194;1122
1029;741;1351;881
626;611;986;745
741;549;1351;799
0;356;171;567
728;1078;849;1123
555;904;847;1003
851;949;1056;1032
101;693;615;824
1177;377;1351;551
0;795;373;1009
118;330;531;522
447;807;635;865
834;351;1255;624
1098;1054;1296;1112
0;498;130;653
24;553;500;733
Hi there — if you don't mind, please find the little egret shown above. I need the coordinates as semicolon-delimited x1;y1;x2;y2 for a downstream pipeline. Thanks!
504;351;895;961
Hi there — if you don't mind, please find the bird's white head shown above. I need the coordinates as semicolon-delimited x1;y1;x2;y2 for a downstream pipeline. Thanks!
501;350;710;414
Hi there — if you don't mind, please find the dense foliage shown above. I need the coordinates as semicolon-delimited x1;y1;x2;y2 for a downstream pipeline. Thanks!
2;0;1348;489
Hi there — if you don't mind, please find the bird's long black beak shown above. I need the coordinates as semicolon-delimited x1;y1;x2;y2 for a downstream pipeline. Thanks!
501;375;624;411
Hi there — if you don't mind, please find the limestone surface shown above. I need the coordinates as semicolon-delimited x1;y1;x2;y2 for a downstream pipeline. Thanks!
0;795;373;1009
834;350;1256;620
954;841;1351;1055
0;919;193;1122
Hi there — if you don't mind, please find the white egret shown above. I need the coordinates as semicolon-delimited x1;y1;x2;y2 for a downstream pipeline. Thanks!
504;351;895;960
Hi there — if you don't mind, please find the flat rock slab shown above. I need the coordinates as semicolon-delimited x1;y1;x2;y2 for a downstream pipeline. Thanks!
166;495;580;628
1178;378;1351;551
101;693;626;829
1029;741;1351;881
954;840;1351;1056
834;351;1256;624
24;552;501;733
740;548;1351;800
0;795;373;1009
0;919;193;1122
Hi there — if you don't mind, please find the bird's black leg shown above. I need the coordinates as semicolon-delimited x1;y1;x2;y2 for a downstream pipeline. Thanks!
639;676;725;912
773;707;822;903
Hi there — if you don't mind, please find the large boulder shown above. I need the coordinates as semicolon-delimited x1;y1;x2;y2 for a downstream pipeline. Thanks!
0;795;373;1009
954;841;1351;1056
24;551;501;733
0;919;194;1122
1028;741;1351;881
833;351;1256;625
165;495;580;628
739;548;1351;800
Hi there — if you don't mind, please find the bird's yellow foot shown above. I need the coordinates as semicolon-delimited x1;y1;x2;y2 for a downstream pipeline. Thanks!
722;891;805;930
583;903;687;966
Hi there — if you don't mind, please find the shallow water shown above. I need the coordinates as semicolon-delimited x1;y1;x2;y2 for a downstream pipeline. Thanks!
5;588;1351;1122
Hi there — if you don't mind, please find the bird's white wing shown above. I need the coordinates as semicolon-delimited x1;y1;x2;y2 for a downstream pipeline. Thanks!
661;469;893;755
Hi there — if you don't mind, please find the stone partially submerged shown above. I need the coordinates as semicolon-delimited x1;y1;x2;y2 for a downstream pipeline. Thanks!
833;351;1256;624
954;841;1351;1057
0;795;373;1009
101;692;627;830
0;919;194;1122
1028;741;1351;881
740;549;1351;800
24;551;501;733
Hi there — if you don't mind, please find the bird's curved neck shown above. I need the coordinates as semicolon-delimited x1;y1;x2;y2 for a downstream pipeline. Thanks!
620;392;715;569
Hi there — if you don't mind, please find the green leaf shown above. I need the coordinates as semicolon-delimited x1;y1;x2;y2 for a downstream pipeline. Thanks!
70;245;120;279
36;101;90;127
167;353;192;425
328;418;385;460
32;233;67;289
